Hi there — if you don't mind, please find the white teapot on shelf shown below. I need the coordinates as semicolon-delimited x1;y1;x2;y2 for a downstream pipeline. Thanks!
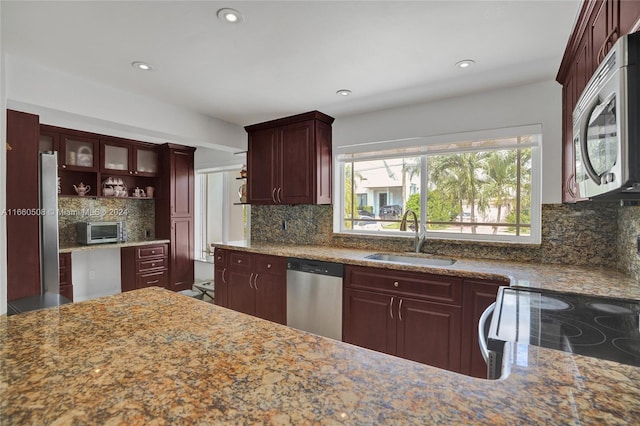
73;182;91;196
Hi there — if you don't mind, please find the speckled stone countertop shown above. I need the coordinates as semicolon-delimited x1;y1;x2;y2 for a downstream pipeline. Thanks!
1;287;639;424
213;242;640;300
59;239;170;253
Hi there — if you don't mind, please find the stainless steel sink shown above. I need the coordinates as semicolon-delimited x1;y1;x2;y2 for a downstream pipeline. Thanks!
365;253;457;266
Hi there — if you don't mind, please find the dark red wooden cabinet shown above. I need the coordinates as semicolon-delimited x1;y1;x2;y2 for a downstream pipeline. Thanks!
214;248;229;307
6;110;41;301
557;0;640;202
460;279;504;378
121;243;169;292
214;249;286;325
343;265;463;372
155;144;195;292
59;253;74;301
245;111;334;205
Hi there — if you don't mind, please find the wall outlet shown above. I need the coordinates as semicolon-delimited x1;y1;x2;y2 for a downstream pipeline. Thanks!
89;271;96;280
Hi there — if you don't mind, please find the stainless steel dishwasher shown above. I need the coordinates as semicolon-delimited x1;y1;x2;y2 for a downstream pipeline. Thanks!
286;258;344;341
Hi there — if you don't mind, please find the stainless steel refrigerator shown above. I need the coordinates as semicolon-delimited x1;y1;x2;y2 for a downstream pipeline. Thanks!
7;152;69;315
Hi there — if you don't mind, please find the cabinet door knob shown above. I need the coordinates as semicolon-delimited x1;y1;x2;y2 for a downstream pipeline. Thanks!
237;259;242;263
134;171;139;175
62;164;67;169
151;250;155;254
393;281;399;287
151;263;156;267
267;264;271;269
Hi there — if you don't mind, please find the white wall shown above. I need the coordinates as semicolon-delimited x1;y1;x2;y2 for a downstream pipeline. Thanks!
333;80;563;204
5;55;246;151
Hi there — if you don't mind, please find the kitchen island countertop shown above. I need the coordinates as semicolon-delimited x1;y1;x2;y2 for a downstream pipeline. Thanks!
1;287;639;424
212;242;640;300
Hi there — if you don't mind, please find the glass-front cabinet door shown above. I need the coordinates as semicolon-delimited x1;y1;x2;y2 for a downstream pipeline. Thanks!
102;140;131;174
60;134;99;171
135;147;159;176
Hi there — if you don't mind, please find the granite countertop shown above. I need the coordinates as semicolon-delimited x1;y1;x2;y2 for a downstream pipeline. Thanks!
59;239;171;253
212;242;640;300
1;287;639;424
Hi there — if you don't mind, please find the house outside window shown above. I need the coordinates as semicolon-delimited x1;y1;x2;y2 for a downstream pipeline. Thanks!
337;125;542;244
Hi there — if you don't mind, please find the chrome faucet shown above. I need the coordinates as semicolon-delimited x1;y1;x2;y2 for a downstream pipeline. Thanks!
399;209;427;253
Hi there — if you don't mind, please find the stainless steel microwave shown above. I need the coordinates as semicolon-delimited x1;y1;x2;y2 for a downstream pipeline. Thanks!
573;32;640;200
77;221;125;245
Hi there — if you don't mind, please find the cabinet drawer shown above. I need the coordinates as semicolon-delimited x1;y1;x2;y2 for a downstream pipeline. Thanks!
137;257;166;272
136;244;167;260
228;251;253;270
345;265;462;306
214;248;226;266
255;255;286;275
137;270;168;289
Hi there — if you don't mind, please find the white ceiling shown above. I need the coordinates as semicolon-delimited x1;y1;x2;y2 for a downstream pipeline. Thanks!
2;1;581;127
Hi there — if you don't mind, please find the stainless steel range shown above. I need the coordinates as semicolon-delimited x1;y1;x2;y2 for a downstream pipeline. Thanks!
479;287;640;379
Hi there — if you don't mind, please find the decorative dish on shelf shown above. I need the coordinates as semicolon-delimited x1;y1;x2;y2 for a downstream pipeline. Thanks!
102;176;127;197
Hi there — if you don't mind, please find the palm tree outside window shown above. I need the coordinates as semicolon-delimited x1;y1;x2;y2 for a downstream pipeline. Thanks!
337;128;541;244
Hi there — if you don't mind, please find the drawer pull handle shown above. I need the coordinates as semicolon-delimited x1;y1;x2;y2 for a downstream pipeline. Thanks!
147;279;159;284
390;296;394;319
393;281;399;288
398;299;403;321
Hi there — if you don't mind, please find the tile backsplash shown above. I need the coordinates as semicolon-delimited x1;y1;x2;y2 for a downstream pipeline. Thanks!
252;202;625;270
58;197;155;247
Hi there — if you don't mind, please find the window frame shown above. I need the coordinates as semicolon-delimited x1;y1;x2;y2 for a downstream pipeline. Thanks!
334;125;542;244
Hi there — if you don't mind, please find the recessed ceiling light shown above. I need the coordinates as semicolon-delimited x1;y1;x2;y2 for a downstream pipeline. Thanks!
336;89;352;96
455;59;475;69
217;8;243;23
131;61;152;71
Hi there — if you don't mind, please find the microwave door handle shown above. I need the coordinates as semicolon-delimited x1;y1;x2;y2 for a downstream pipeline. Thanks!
580;118;604;186
478;302;496;364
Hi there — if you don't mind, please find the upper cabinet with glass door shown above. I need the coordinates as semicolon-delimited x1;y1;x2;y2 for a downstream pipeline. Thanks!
101;139;159;177
59;134;99;172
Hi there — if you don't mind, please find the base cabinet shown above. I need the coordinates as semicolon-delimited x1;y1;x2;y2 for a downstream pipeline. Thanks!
460;279;503;378
59;253;73;302
213;248;286;324
121;243;169;292
343;265;462;372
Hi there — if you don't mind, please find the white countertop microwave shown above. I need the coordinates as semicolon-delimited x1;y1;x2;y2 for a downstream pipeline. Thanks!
573;32;640;200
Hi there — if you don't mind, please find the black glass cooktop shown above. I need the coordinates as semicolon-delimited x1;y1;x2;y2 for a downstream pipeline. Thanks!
489;287;640;367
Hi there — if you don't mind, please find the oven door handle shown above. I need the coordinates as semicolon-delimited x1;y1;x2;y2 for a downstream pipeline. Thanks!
478;302;496;364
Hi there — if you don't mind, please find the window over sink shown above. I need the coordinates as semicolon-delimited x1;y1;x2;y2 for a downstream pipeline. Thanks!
335;125;542;244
